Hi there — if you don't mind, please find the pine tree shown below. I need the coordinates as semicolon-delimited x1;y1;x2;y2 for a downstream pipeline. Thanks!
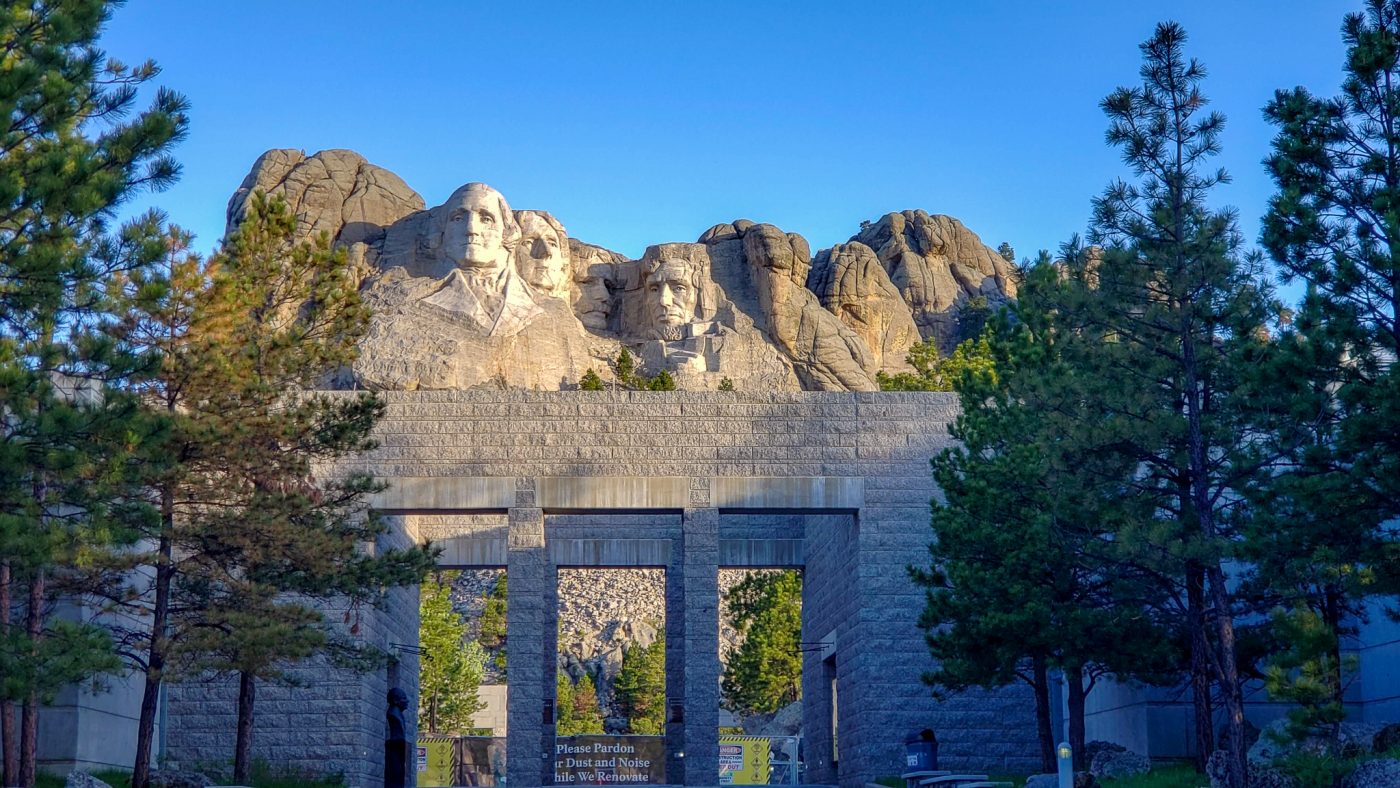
419;575;486;734
556;672;604;736
163;193;436;783
720;571;802;717
477;573;508;675
1257;0;1400;732
614;634;666;735
99;194;435;785
913;268;1176;770
0;2;187;783
1072;23;1284;784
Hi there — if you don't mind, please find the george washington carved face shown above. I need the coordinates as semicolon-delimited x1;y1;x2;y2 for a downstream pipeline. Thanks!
436;183;519;275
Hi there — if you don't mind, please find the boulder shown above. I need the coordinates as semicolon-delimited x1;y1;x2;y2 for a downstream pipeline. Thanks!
740;699;803;738
1083;740;1127;761
65;773;113;788
1089;748;1149;780
1207;750;1297;788
1343;758;1400;788
148;770;215;788
1249;719;1381;763
852;210;1016;352
699;221;878;391
1376;722;1400;754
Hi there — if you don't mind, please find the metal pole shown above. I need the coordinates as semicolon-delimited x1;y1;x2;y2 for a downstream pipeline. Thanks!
1057;741;1073;788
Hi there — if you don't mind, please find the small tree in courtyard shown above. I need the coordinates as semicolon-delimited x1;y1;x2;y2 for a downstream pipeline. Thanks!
721;571;802;717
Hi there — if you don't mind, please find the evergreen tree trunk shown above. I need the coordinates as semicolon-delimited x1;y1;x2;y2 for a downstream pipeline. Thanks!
133;495;175;788
1207;566;1247;788
19;570;43;787
1032;656;1055;773
1188;563;1215;769
234;672;256;784
1;559;14;788
1065;665;1087;771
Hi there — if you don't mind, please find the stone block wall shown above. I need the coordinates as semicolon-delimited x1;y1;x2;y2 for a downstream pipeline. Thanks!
164;518;420;787
163;390;1042;787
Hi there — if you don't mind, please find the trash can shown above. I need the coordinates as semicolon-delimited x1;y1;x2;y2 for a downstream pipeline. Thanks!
904;729;939;771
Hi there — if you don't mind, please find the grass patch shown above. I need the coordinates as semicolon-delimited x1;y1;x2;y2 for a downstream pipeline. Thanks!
41;763;342;788
1101;763;1202;788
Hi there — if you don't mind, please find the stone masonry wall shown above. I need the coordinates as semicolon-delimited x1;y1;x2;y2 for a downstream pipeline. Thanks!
165;390;1040;786
164;520;420;787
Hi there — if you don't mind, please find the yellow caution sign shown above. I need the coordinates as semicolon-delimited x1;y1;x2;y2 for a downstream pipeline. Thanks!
416;737;456;787
718;735;771;785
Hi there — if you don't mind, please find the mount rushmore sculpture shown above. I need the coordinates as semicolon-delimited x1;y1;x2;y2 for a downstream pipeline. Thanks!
225;148;1017;392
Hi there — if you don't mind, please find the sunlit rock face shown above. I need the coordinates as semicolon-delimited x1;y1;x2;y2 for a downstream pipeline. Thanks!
227;149;1016;391
852;210;1017;352
515;210;572;300
808;242;919;376
228;148;424;278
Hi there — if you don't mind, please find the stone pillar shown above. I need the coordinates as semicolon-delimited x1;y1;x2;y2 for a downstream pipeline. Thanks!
676;488;720;785
506;483;555;786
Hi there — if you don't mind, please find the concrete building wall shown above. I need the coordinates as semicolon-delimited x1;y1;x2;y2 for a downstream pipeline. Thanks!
472;685;508;735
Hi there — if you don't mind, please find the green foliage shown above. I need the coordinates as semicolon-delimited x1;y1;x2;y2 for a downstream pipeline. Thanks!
578;369;605;391
997;242;1016;263
718;377;735;391
1256;0;1400;712
1263;606;1349;750
556;671;605;735
876;336;996;391
0;2;188;782
1098;765;1202;788
419;574;486;734
478;573;508;672
105;193;437;783
721;571;802;716
614;633;666;734
611;348;676;390
914;263;1176;767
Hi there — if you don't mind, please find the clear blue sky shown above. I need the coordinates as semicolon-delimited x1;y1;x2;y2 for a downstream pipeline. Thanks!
102;0;1354;296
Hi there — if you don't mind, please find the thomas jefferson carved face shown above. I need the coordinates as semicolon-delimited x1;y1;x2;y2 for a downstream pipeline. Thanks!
645;258;699;337
438;183;518;275
515;211;570;298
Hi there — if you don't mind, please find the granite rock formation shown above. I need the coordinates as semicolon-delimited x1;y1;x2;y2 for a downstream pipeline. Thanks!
808;242;920;374
853;209;1017;352
227;149;1015;391
228;148;423;277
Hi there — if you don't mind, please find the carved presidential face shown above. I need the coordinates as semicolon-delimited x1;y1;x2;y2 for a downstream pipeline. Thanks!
645;258;699;334
439;184;516;274
515;211;570;298
573;256;616;330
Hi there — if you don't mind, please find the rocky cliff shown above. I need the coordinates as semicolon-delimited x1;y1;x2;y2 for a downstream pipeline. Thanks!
229;148;1015;391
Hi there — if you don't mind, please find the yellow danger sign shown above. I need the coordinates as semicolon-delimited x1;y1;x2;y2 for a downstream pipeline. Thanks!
416;738;455;787
718;735;770;785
